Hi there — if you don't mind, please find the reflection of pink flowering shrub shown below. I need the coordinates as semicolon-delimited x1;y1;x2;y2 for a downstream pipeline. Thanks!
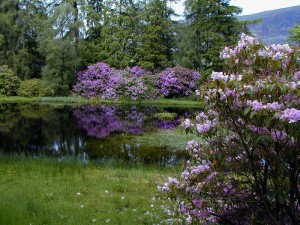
160;34;300;224
156;66;201;97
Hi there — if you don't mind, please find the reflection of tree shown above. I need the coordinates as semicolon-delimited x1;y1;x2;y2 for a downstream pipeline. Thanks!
0;104;23;133
0;104;85;156
42;106;86;156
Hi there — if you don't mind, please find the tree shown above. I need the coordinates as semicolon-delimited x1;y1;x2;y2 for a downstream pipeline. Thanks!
136;0;175;70
289;24;300;45
0;0;46;79
178;0;243;74
38;0;85;93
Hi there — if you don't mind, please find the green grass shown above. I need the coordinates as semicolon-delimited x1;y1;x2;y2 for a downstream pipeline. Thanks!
0;96;203;107
0;156;179;225
154;112;177;120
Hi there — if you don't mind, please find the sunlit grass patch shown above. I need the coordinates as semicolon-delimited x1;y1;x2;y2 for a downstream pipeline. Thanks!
155;112;177;120
0;156;177;225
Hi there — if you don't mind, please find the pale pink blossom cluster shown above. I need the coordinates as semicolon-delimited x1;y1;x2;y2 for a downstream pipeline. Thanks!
220;46;236;59
220;33;259;61
236;33;259;52
211;71;228;81
181;118;194;129
246;100;284;111
258;44;293;60
197;121;213;133
280;108;300;123
195;112;218;134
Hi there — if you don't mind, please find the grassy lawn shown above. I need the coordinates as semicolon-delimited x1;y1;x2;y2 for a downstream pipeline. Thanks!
0;96;202;107
0;156;179;225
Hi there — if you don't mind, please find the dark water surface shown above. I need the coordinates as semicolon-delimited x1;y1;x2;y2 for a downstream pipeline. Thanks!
0;103;198;165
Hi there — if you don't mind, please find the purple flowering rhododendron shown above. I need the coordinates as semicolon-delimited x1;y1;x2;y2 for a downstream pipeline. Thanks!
156;66;201;97
160;34;300;224
73;63;149;101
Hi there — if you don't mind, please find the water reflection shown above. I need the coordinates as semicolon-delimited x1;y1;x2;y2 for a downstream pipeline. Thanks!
0;103;195;165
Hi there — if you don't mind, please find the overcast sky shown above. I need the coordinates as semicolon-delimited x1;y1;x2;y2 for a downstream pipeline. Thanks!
171;0;300;16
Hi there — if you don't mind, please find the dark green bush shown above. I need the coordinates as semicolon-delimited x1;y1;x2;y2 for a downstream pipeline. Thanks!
0;65;21;96
18;78;54;97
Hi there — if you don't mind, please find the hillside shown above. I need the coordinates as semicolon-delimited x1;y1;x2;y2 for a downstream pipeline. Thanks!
238;5;300;45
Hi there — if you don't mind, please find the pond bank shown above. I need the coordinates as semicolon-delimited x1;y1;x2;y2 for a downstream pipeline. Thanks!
0;96;203;108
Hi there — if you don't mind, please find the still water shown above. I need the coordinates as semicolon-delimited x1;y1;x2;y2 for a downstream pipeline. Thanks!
0;103;198;165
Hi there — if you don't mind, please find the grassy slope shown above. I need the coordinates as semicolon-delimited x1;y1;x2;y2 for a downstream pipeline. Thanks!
0;157;178;225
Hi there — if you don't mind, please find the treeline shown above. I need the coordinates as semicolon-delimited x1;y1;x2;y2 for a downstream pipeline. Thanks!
0;0;246;95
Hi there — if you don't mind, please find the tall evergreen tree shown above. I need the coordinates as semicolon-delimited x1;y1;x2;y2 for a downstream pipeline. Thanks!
136;0;175;70
95;0;140;68
178;0;242;74
0;0;46;79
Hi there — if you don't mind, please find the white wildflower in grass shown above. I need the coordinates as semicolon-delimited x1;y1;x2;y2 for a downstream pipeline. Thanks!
106;219;110;223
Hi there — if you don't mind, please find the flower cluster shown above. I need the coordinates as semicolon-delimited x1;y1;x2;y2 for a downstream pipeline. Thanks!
220;33;295;78
156;66;201;97
73;62;122;99
73;63;201;100
161;34;300;224
73;63;150;101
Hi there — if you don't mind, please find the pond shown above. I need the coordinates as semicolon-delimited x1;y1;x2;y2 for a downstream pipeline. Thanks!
0;103;200;165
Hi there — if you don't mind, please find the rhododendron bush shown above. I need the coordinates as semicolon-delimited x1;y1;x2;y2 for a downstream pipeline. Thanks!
160;34;300;224
156;66;201;98
73;63;149;100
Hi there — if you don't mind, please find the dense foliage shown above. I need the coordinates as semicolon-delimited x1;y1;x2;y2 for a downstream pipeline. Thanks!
0;0;248;95
160;34;300;224
289;24;300;45
18;78;54;97
0;65;20;96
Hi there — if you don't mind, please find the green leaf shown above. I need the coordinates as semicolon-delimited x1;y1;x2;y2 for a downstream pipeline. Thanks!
243;106;251;116
250;111;256;119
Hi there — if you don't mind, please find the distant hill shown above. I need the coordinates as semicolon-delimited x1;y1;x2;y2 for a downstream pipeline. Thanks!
238;5;300;45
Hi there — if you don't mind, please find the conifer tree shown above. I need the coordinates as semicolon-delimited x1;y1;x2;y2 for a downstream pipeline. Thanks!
0;0;46;79
136;0;175;70
178;0;242;75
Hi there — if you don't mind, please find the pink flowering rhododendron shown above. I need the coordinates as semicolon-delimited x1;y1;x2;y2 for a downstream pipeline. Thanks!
160;34;300;224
